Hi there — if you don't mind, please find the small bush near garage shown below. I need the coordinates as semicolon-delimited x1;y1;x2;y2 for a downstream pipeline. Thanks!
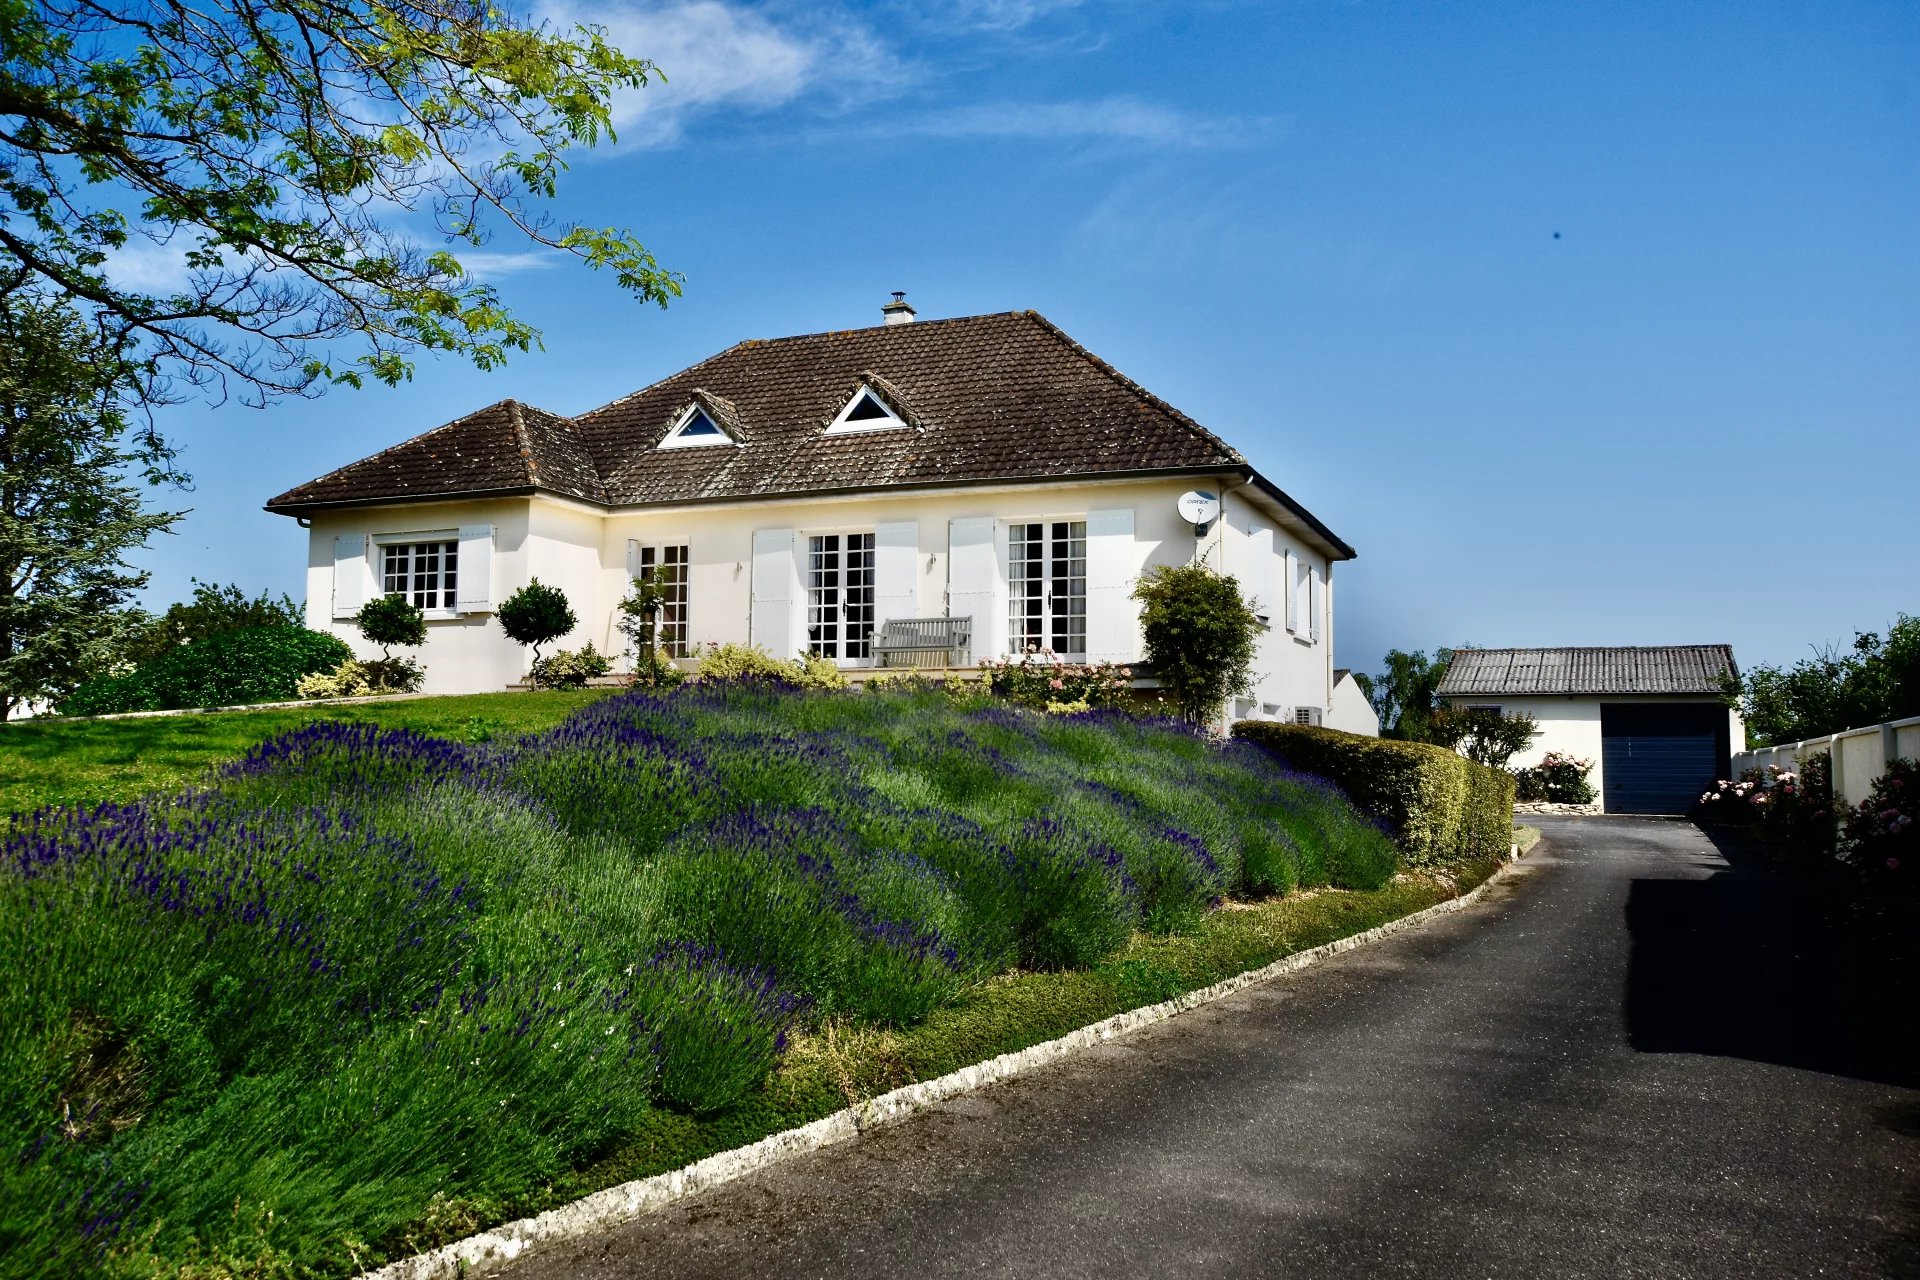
56;626;352;715
1232;720;1516;869
1514;751;1598;804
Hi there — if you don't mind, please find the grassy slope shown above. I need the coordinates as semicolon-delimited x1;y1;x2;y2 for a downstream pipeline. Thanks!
0;692;610;815
5;691;1501;1276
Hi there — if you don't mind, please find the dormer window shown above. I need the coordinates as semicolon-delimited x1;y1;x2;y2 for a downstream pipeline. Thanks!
659;403;734;449
825;384;907;435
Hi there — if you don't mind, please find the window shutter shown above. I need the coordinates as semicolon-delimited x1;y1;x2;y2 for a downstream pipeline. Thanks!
456;525;494;613
1284;550;1299;633
750;527;797;657
874;521;919;633
1248;525;1274;619
1085;507;1137;663
1309;566;1323;642
625;538;642;581
332;534;366;618
947;517;1000;658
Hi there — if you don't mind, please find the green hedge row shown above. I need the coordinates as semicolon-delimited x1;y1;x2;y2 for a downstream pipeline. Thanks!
57;627;352;716
1231;721;1515;870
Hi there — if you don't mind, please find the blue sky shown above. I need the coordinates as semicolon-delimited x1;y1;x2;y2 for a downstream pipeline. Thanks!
135;0;1918;677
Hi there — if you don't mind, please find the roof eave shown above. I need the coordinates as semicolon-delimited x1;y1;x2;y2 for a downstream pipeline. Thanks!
1239;467;1357;561
263;484;544;516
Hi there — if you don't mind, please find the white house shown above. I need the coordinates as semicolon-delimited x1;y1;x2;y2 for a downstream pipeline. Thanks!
266;301;1357;724
1436;646;1746;814
1327;669;1381;737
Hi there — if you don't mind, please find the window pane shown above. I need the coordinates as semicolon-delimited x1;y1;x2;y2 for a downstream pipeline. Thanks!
807;534;841;658
845;533;875;659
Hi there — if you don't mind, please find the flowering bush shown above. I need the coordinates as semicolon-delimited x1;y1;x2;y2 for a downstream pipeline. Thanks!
979;648;1131;710
1839;757;1917;891
1696;754;1836;856
1514;751;1596;804
694;642;847;690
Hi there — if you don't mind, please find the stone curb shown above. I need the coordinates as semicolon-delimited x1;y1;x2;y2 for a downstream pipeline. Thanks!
364;854;1531;1280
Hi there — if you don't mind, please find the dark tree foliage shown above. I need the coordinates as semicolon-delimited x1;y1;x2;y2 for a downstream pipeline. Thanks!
117;578;302;668
497;578;576;674
1430;705;1540;769
1131;563;1262;726
0;0;680;410
1362;647;1455;742
355;593;426;660
1729;616;1920;746
0;292;181;719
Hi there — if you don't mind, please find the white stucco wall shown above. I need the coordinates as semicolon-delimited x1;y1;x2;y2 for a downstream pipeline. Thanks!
1326;671;1380;736
299;476;1344;707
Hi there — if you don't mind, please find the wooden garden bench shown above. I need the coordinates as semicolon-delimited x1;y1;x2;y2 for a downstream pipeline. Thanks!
875;616;973;669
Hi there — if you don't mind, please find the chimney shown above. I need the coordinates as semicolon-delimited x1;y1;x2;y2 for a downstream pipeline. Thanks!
881;291;916;326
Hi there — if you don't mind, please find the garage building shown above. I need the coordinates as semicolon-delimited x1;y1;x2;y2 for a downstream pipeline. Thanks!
1437;645;1746;815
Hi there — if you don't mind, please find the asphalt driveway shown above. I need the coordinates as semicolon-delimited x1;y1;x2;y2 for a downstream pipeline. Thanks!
491;817;1919;1279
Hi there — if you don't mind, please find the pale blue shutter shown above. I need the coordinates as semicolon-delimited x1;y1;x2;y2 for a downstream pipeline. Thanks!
332;534;366;618
1085;508;1137;663
751;528;797;657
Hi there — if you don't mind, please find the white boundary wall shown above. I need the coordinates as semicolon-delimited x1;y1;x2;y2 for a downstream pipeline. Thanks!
1732;715;1920;809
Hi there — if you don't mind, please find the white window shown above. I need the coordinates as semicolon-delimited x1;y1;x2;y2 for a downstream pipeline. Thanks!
825;385;906;435
659;403;733;449
380;538;458;611
1008;520;1086;659
806;532;876;662
635;544;691;657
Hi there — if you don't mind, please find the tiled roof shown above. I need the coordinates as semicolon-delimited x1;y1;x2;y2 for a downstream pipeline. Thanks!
1437;646;1738;697
265;399;605;509
265;311;1351;555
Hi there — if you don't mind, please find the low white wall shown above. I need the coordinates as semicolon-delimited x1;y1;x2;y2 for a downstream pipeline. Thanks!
1732;715;1920;810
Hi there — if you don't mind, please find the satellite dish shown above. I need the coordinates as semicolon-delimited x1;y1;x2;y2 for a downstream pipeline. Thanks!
1177;490;1220;526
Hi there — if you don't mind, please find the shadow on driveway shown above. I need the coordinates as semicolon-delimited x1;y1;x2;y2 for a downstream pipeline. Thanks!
1624;823;1919;1090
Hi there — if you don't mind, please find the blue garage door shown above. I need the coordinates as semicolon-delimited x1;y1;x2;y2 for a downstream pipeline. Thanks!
1600;703;1728;815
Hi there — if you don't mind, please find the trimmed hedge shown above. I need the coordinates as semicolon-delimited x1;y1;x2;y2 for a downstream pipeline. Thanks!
57;627;352;716
1231;721;1516;870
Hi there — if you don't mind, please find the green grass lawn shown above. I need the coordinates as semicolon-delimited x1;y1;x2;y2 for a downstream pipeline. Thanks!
0;691;612;816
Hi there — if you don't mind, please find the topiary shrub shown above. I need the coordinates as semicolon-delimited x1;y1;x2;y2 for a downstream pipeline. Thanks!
57;626;351;715
497;578;577;683
1231;720;1515;871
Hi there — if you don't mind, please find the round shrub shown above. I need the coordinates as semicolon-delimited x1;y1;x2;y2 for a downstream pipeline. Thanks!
497;578;577;671
354;592;426;657
58;626;351;715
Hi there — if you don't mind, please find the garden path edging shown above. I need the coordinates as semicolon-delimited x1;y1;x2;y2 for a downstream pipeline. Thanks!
365;853;1533;1280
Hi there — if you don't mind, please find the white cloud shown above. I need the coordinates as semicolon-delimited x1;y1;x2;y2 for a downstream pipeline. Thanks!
101;239;201;294
916;0;1085;33
861;96;1272;149
442;249;563;277
541;0;904;147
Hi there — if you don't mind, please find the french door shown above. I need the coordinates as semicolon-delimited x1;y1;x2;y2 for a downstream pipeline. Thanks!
806;532;876;662
1008;520;1086;659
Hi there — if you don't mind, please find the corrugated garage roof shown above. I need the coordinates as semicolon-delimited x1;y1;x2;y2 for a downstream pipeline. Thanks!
1436;646;1738;697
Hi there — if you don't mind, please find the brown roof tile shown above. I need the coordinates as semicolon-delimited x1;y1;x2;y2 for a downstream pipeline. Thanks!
264;312;1351;552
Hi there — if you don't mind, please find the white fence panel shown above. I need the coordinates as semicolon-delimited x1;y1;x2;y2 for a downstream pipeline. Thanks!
1730;713;1920;810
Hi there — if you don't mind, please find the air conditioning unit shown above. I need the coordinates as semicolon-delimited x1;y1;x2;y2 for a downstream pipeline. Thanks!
1292;706;1323;727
